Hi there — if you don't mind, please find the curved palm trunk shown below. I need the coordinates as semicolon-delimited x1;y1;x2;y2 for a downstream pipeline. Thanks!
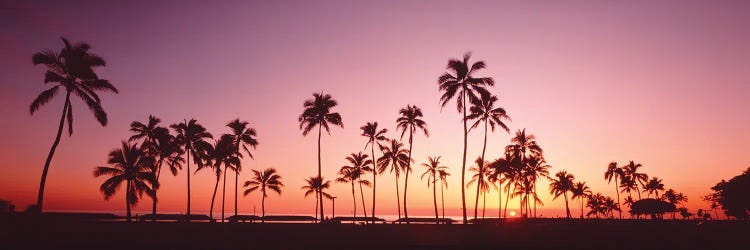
475;119;488;220
533;185;538;218
152;157;165;221
395;173;401;220
503;184;511;218
433;179;439;223
186;147;191;222
358;182;367;218
498;182;502;219
351;182;356;218
460;91;468;224
614;178;621;219
209;174;219;221
36;93;70;212
126;180;132;222
221;166;228;222
564;191;571;218
261;191;266;223
403;131;413;223
370;145;377;224
317;126;324;222
234;170;239;218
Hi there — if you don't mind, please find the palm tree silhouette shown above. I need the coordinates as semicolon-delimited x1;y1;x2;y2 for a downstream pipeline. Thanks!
377;139;410;220
488;157;510;218
526;155;550;218
438;164;451;220
299;92;343;221
339;153;372;219
199;136;238;222
336;166;359;218
466;93;510;219
571;181;591;219
244;168;283;223
129;115;184;219
549;170;575;218
663;189;687;219
622;161;648;200
438;52;494;223
302;176;333;220
360;122;387;221
223;119;259;218
468;157;491;220
604;162;625;219
395;105;429;222
421;156;449;222
30;38;119;212
170;119;213;221
644;177;665;198
93;142;156;222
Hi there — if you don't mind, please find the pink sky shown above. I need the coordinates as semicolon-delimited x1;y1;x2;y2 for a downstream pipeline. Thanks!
1;0;749;218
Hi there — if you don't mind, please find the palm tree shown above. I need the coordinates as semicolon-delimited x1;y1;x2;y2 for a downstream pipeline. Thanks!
360;122;388;220
302;176;333;220
199;136;238;222
586;193;606;219
663;189;687;219
340;153;372;219
468;157;491;220
571;181;591;219
31;38;119;212
488;157;510;218
336;166;359;218
93;142;156;222
129;115;184;218
526;155;550;218
549;170;575;218
622;161;648;200
299;92;343;221
644;177;665;198
438;164;450;220
437;52;494;223
396;105;429;222
604;162;625;218
224;119;259;218
244;168;283;223
377;139;410;220
466;93;510;219
421;156;448;222
170;119;213;220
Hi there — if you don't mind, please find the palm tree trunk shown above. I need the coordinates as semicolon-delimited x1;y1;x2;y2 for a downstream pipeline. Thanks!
482;191;486;218
234;170;239;218
359;182;367;219
261;191;266;223
395;173;401;220
209;174;219;221
351;182;356;218
615;178;621;219
370;144;377;224
36;94;70;212
403;131;413;223
152;157;164;221
498;182;502;219
503;184;510;218
564;191;571;218
221;166;228;222
317;125;324;222
186;147;191;222
461;91;468;224
441;184;445;220
126;180;132;222
433;179;439;223
314;192;318;220
475;119;488;220
533;185;538;218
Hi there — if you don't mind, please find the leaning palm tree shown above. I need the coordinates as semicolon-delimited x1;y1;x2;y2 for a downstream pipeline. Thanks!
421;156;449;222
198;136;238;222
377;139;410;220
31;38;119;212
622;161;648;199
395;105;429;222
525;154;550;218
438;52;494;223
170;119;213;221
644;177;665;198
299;92;343;221
468;157;491;220
244;168;283;223
488;157;510;218
224;119;259;218
341;152;373;218
301;176;333;220
466;92;510;218
93;142;156;222
336;166;359;218
571;181;591;219
360;122;388;220
604;162;625;219
438;165;451;219
549;170;575;218
196;140;220;221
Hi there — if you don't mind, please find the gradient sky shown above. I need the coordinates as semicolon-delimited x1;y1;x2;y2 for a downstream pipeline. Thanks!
1;0;749;218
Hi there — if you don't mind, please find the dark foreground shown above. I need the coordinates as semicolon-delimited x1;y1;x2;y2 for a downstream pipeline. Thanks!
2;218;749;250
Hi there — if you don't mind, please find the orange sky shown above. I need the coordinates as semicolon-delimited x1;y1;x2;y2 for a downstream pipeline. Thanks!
1;1;749;219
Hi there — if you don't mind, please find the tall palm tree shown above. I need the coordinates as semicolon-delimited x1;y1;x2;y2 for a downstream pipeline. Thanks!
199;136;238;222
526;155;550;218
360;122;387;220
549;170;575;218
644;177;665;198
93;142;156;222
421;156;449;222
224;119;259;218
197;140;220;221
170;119;213;221
468;157;491;220
488;157;510;218
571;181;591;219
466;93;510;219
299;92;343;221
302;176;333;220
377;139;410;220
31;38;119;212
438;164;451;220
396;105;429;222
622;161;648;200
340;153;372;219
129;116;183;219
336;166;359;218
244;168;283;223
505;128;544;216
604;162;625;219
437;52;494;223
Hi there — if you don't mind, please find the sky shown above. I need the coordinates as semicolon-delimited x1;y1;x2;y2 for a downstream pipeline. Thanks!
1;0;749;219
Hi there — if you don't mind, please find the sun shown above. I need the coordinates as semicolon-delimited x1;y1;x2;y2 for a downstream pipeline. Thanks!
509;211;517;217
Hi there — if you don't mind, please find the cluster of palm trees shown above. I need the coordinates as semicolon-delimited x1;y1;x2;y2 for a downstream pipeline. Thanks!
31;39;696;223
